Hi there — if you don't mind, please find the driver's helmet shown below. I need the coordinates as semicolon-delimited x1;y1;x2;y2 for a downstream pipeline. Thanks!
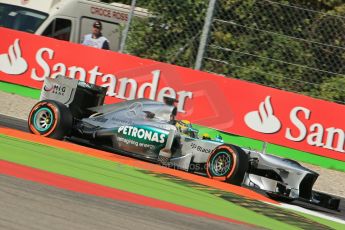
202;133;211;140
176;120;192;134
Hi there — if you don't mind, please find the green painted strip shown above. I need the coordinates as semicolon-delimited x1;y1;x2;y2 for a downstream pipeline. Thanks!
1;81;345;172
0;81;40;99
0;134;304;230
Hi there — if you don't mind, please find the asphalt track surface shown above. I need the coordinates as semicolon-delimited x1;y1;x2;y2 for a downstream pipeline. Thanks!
0;174;256;230
0;114;344;223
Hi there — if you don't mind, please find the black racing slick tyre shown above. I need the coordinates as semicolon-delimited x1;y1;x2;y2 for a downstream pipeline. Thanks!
28;100;73;140
206;144;249;185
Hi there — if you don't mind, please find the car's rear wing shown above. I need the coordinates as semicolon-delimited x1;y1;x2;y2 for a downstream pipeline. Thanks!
40;75;107;119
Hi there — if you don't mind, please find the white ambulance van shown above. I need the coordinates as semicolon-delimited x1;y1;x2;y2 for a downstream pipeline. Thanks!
0;0;147;51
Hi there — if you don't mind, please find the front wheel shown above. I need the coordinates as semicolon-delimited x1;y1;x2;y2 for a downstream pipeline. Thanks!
28;100;73;140
206;145;248;185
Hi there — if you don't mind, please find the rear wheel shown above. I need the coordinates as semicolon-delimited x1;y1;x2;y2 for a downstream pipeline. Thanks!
206;145;248;185
28;100;73;140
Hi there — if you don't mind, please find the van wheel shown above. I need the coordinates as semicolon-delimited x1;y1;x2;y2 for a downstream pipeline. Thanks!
28;100;73;140
206;145;248;185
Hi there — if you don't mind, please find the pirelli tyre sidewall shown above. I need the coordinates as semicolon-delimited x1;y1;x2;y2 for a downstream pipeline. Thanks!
28;100;73;140
206;144;248;185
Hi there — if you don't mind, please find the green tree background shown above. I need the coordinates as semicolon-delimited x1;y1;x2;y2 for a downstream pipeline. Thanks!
103;0;345;103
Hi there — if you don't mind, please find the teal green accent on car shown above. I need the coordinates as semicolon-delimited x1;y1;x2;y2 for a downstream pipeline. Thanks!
210;151;232;176
32;108;53;132
116;125;169;152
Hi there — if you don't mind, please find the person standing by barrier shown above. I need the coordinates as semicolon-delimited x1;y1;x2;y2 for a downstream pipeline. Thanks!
82;20;109;50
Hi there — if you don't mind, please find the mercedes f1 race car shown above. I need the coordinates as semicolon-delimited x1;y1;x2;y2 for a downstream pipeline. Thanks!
28;75;340;211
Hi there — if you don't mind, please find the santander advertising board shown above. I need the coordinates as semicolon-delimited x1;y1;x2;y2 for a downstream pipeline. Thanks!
0;27;344;161
244;96;344;155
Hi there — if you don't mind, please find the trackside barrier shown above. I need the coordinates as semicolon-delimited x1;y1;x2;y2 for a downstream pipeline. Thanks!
0;28;344;161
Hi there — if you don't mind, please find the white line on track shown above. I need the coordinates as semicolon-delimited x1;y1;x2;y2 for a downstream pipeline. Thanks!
276;202;345;224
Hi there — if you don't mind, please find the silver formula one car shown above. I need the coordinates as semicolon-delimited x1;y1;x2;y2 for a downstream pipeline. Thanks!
28;75;340;210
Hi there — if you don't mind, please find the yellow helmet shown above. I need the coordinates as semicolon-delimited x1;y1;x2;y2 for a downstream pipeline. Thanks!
176;120;192;134
202;133;211;140
182;120;191;126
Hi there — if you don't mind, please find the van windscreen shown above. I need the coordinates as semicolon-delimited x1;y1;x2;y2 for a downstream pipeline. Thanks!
0;3;48;33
